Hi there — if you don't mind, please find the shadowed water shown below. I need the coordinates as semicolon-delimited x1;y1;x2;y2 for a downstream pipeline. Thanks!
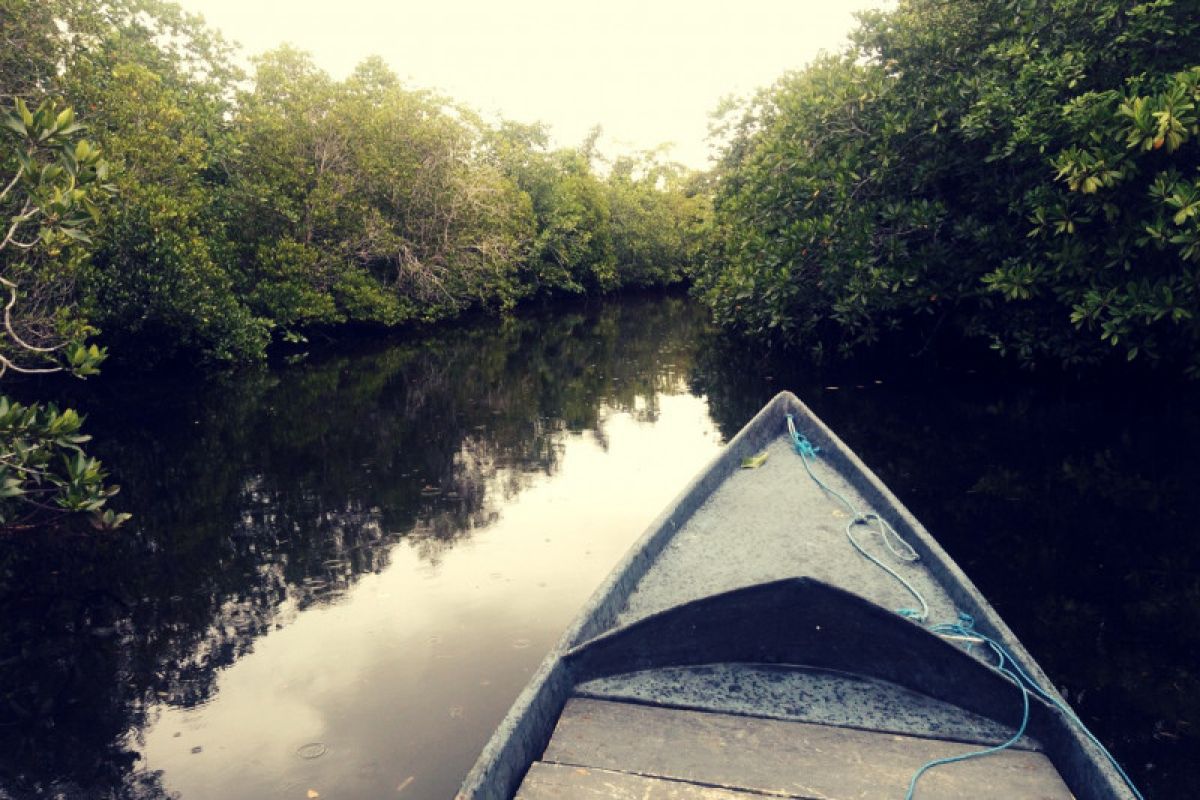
0;292;1196;798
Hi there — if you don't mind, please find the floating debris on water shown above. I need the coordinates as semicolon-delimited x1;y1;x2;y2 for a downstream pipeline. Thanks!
296;742;328;760
396;776;415;793
511;638;531;649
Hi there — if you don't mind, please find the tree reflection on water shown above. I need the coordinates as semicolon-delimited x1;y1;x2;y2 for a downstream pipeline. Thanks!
0;292;706;799
1;292;1197;798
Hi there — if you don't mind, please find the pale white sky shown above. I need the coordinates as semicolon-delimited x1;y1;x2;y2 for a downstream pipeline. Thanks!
174;0;886;168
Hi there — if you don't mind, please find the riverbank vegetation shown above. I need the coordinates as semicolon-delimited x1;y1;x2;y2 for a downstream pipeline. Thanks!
697;0;1200;376
2;0;709;368
0;0;708;528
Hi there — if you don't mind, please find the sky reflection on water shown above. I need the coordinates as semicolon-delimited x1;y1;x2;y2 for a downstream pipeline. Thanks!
136;399;720;800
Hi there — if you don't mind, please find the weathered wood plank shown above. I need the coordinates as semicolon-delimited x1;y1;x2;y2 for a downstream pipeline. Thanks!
514;762;769;799
541;698;1074;800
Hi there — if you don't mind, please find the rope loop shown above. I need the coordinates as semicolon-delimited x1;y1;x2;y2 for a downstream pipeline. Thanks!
855;512;920;563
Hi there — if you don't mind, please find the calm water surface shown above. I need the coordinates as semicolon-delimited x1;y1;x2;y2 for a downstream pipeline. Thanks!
1;292;1196;798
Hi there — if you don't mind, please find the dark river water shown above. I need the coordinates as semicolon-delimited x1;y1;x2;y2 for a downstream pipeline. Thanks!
0;292;1196;799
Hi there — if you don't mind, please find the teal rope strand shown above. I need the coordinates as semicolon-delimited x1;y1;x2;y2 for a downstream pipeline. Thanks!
784;415;1145;800
786;414;928;621
917;615;1145;800
906;615;1033;800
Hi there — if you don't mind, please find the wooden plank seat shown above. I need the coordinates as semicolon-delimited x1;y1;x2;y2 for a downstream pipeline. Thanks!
515;697;1074;800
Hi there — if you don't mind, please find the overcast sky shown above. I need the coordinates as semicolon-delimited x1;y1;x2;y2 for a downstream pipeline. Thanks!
173;0;886;168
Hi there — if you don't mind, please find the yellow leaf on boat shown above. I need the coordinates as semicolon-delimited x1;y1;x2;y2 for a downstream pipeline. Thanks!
740;451;770;469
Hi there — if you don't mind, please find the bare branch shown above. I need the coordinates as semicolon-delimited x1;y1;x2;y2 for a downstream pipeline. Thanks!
4;283;63;354
0;350;63;379
0;199;38;251
0;163;25;205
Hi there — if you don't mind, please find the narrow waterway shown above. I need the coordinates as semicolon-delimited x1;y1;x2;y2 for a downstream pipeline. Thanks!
0;292;1195;799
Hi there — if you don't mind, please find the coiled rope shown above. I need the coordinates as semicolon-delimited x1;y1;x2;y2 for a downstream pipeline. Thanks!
784;415;1145;800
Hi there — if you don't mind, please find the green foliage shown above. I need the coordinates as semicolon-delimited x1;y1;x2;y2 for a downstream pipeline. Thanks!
0;395;128;529
485;125;710;296
607;151;710;288
1;97;113;377
700;0;1200;375
0;96;124;530
59;21;271;364
222;49;711;330
2;0;710;368
228;51;594;321
245;239;339;328
487;129;616;294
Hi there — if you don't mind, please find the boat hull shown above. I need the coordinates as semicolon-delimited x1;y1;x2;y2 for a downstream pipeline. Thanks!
457;391;1135;799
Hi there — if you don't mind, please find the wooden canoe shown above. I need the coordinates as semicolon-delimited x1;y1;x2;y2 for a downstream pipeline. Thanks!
457;391;1138;800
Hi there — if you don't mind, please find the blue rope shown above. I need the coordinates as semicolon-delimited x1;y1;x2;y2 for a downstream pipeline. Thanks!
905;613;1032;799
786;414;928;621
784;416;1145;800
916;614;1145;800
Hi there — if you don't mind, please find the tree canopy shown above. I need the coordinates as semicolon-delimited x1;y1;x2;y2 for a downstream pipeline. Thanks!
698;0;1200;375
2;0;709;367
